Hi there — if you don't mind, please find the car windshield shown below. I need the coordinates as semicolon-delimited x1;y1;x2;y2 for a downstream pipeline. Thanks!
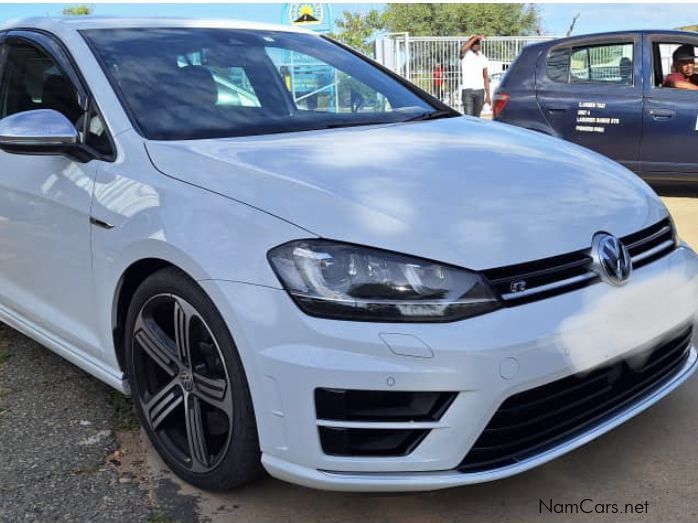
81;28;438;140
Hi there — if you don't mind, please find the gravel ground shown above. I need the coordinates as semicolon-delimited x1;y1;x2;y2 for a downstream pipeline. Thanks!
0;192;696;522
0;325;190;523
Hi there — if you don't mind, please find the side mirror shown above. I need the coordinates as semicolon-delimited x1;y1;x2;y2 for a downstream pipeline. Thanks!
0;109;90;162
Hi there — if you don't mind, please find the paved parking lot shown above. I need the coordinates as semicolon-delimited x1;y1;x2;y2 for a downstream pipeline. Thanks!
1;192;696;523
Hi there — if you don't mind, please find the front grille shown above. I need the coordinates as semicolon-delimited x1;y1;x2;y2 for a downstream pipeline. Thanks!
459;326;693;473
315;389;456;457
483;218;676;306
623;218;676;270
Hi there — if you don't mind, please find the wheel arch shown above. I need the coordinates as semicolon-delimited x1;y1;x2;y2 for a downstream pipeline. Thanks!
111;258;178;374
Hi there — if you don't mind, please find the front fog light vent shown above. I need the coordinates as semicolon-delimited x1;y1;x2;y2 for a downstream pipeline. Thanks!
315;389;456;422
315;389;457;457
319;427;430;457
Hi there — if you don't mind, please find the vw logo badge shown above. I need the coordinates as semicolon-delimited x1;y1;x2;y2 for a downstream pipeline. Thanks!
179;369;194;392
591;233;632;286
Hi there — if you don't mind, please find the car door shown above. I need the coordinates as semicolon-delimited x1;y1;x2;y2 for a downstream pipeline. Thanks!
640;36;698;179
536;35;644;172
0;32;107;356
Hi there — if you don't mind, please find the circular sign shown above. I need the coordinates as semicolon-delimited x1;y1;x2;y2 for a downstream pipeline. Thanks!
282;3;332;33
289;3;324;25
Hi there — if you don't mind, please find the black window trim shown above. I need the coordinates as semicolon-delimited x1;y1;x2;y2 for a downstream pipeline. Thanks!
0;32;7;77
3;28;116;162
544;36;640;88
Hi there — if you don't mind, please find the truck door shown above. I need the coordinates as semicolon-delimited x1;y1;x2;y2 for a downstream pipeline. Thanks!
640;37;698;181
536;36;643;172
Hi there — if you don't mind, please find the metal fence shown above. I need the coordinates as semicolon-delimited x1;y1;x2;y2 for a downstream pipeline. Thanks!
566;43;634;83
375;34;555;111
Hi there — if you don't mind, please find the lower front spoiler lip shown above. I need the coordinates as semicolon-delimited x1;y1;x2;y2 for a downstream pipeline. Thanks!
262;346;697;492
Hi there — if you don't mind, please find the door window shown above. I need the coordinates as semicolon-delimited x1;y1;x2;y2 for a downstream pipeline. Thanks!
651;42;698;89
546;42;634;85
546;48;570;83
0;40;113;158
0;42;82;124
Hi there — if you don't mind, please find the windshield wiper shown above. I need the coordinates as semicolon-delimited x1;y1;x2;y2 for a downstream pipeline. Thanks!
321;120;392;130
406;109;459;122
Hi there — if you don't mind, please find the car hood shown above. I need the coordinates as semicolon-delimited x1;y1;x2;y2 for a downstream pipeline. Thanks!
145;117;666;270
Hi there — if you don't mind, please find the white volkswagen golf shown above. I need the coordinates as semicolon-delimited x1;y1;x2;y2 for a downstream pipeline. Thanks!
0;17;696;492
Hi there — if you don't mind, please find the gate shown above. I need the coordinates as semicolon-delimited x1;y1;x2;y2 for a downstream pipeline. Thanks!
375;34;556;111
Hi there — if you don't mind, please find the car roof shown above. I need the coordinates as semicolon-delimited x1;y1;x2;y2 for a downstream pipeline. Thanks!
526;29;697;51
0;16;316;36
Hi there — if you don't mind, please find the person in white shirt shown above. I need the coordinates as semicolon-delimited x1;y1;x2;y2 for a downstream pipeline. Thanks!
459;35;491;117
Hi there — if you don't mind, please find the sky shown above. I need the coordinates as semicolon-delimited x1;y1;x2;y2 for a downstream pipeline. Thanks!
0;3;695;36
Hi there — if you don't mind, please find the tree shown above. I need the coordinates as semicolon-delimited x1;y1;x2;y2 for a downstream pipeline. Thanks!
329;10;385;55
62;5;92;16
566;13;581;37
382;3;540;37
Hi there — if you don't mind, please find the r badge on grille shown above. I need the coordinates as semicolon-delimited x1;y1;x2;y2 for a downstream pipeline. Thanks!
510;279;527;293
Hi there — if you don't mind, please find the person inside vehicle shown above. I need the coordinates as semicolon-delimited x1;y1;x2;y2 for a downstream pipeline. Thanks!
619;57;633;85
663;44;698;90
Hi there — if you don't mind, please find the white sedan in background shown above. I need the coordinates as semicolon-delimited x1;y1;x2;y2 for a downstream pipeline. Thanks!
0;17;696;492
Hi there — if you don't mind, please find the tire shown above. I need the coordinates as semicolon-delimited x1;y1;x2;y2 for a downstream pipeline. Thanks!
124;266;263;491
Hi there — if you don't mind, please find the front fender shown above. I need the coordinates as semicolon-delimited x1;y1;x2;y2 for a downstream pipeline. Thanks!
90;130;309;369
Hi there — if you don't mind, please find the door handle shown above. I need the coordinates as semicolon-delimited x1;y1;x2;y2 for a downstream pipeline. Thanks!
546;106;567;112
650;109;675;120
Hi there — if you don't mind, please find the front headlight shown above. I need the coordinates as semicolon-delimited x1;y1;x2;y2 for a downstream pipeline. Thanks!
268;240;501;322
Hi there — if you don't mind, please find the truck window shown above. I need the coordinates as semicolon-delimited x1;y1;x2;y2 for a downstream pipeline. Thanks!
570;43;633;85
546;48;570;83
651;42;698;88
546;43;633;85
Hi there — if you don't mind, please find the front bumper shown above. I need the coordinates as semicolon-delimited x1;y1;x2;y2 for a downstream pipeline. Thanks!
200;244;698;491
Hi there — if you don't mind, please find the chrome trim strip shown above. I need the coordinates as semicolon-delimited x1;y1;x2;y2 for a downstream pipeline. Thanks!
489;257;591;285
487;221;673;305
316;419;446;430
630;239;674;264
627;225;672;249
500;272;597;300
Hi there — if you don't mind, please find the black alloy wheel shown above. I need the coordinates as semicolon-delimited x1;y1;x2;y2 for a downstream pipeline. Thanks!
125;267;262;490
